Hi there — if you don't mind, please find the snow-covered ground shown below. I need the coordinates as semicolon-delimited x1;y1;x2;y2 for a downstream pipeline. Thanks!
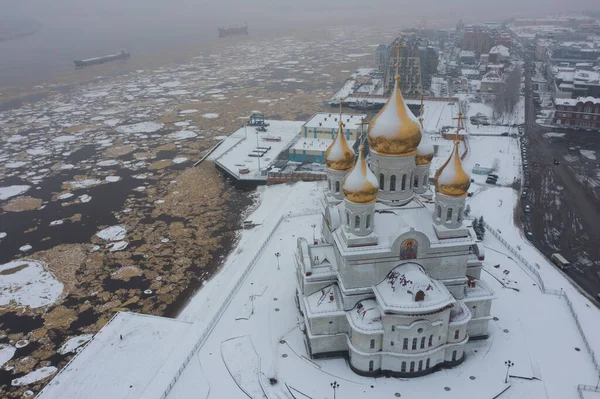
38;172;600;399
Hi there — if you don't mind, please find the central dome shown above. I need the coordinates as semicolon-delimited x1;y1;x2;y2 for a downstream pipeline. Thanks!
367;75;422;156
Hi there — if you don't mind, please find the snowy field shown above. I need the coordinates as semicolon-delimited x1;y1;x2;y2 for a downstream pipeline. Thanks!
213;121;305;181
37;175;600;399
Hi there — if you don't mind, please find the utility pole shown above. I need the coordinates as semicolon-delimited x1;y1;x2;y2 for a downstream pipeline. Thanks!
330;381;339;399
504;360;514;383
311;223;317;244
275;252;281;270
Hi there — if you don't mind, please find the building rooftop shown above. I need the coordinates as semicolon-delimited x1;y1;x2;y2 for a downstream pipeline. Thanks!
556;96;600;106
303;112;367;131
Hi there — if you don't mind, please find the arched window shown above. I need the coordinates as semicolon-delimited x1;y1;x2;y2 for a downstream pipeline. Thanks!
454;330;459;340
410;361;415;372
366;215;371;229
426;358;430;369
436;205;442;219
401;362;407;372
335;181;340;194
428;335;433;347
413;175;419;188
401;175;407;191
403;338;408;350
446;208;453;222
370;339;375;349
452;350;457;361
390;175;396;192
346;212;350;226
355;215;360;230
369;360;374;371
412;338;417;350
420;337;426;349
418;360;423;371
379;173;384;190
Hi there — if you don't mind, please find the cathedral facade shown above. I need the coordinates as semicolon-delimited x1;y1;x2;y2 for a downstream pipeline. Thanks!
294;74;494;377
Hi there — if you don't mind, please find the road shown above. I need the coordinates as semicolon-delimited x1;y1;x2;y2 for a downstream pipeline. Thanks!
521;56;600;300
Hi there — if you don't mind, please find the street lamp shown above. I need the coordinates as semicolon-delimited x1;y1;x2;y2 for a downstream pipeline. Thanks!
311;223;317;244
330;381;340;399
504;360;514;383
275;252;281;270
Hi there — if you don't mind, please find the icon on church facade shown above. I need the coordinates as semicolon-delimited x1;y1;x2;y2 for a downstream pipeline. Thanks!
400;238;418;260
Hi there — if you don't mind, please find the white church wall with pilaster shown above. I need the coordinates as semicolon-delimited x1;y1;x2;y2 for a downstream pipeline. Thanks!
369;150;416;204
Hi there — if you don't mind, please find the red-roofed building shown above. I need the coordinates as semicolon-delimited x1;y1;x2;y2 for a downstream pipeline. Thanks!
553;97;600;130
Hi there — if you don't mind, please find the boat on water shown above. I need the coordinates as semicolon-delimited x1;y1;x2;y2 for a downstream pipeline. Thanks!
74;50;130;67
218;24;248;38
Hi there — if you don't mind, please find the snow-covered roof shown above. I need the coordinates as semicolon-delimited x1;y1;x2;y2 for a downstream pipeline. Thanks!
373;263;455;314
556;96;600;106
347;299;383;332
304;284;343;315
489;45;510;57
303;113;367;131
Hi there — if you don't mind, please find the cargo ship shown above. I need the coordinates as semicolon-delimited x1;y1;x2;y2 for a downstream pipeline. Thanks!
218;24;248;38
74;50;130;67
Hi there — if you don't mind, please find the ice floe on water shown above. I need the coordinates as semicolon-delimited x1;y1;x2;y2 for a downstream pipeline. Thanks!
57;193;74;200
19;245;32;252
107;241;129;252
168;131;197;140
201;113;219;119
52;135;79;142
79;194;92;203
26;148;51;156
0;260;64;308
97;160;119;167
0;344;16;368
49;220;64;226
580;149;596;160
173;157;188;164
0;185;31;200
11;366;57;386
179;109;198;114
95;225;127;241
116;122;164;134
63;179;102;190
0;232;6;239
58;334;93;355
5;161;28;169
105;175;121;182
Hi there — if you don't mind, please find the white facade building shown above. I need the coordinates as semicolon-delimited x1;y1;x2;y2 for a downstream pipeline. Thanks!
295;74;494;378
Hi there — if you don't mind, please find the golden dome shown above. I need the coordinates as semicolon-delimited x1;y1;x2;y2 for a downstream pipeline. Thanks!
325;120;355;171
343;146;378;204
367;75;422;156
415;137;434;165
434;141;471;197
415;95;434;165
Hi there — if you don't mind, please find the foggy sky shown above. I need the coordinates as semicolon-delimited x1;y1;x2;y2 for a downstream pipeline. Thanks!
2;0;600;28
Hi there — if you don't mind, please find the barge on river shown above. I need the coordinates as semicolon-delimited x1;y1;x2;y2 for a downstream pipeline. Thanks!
74;50;130;67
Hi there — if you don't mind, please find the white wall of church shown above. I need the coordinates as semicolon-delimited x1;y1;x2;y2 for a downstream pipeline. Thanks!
370;151;417;204
309;314;349;336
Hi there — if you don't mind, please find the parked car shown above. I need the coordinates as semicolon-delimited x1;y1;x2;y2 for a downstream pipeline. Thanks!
525;205;531;213
501;132;509;136
486;178;497;185
521;191;527;197
526;231;533;240
488;174;499;179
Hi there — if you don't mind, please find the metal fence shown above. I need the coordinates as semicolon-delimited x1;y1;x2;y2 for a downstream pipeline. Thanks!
157;211;320;399
483;222;600;380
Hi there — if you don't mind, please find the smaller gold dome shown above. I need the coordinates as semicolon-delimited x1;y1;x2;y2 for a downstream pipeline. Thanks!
343;146;378;204
415;138;434;166
434;141;470;197
325;120;355;171
367;75;422;156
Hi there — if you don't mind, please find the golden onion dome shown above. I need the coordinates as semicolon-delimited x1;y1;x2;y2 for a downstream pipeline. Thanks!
325;120;355;171
415;134;434;165
434;141;471;197
343;146;378;204
367;75;422;156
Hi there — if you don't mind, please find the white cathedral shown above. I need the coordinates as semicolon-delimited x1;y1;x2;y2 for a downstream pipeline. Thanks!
294;74;495;377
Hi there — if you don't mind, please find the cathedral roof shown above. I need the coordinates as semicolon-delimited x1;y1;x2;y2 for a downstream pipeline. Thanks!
343;146;378;204
325;120;355;171
367;75;422;156
347;299;383;332
433;140;470;197
373;263;454;314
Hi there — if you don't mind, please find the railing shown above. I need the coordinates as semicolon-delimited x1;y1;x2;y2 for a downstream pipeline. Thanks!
157;211;320;399
482;221;600;384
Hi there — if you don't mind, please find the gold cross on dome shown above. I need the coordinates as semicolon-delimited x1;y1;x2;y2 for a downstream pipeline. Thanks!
395;40;407;78
453;112;467;131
